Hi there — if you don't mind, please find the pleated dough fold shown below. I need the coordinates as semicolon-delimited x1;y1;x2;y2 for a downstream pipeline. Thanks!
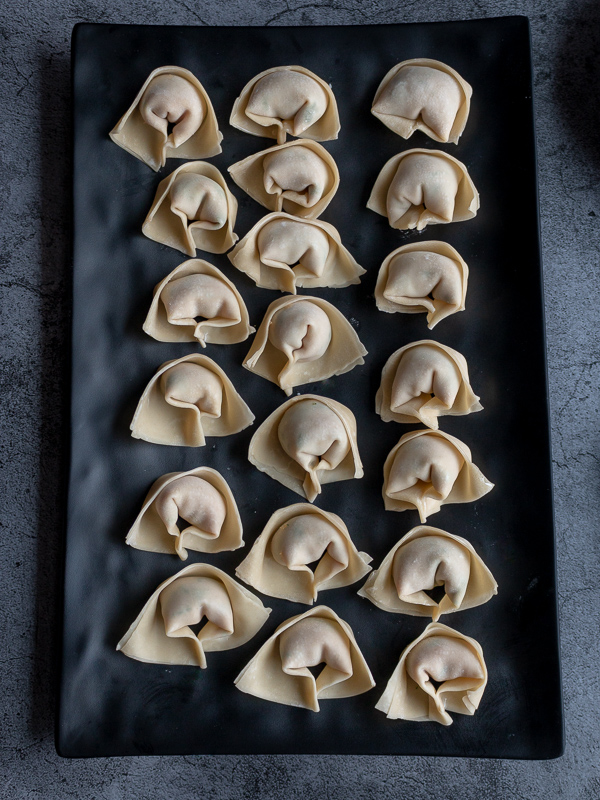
244;295;367;395
358;525;497;620
234;605;375;710
109;66;222;171
236;503;372;604
372;59;472;144
228;212;364;293
125;466;244;559
382;429;494;521
367;149;479;231
130;353;254;447
230;66;340;144
142;162;238;256
116;563;270;669
228;140;340;219
143;259;254;346
375;241;468;329
375;622;487;725
248;394;363;502
375;340;482;429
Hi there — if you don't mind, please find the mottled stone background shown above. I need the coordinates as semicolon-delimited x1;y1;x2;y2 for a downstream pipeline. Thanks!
1;0;599;797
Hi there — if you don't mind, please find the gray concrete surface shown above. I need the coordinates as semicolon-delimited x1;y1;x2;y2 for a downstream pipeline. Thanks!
1;0;599;797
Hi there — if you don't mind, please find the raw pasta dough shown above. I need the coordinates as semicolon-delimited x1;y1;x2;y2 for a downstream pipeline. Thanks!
236;503;372;604
375;340;482;429
367;149;479;230
375;622;487;725
125;466;244;559
248;394;363;502
243;295;367;395
228;140;340;219
358;525;497;620
116;563;270;668
230;65;340;144
234;605;375;710
228;212;364;293
382;429;494;521
372;58;472;144
109;66;222;171
143;259;254;346
142;162;238;256
130;353;254;447
375;241;468;329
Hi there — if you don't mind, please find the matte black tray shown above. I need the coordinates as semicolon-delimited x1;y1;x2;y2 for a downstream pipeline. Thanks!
59;18;563;758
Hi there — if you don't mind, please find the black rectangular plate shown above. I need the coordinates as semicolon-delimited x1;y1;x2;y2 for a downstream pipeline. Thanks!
60;18;563;758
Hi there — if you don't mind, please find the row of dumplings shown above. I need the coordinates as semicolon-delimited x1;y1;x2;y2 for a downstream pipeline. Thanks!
111;59;472;169
120;472;494;722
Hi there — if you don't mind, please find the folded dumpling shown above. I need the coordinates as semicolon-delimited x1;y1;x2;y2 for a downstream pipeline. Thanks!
243;296;367;396
375;241;468;329
142;162;238;256
375;622;487;725
130;353;254;447
375;340;482;429
383;429;494;521
230;66;340;144
234;605;375;710
125;466;244;559
367;149;479;231
228;140;340;219
372;59;472;144
358;525;497;620
236;503;372;604
109;66;222;171
249;394;363;502
228;212;365;293
116;563;271;669
143;259;254;346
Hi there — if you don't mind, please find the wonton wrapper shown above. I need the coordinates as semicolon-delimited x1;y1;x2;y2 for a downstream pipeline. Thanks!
383;429;494;521
109;66;222;171
130;353;254;447
358;525;497;621
236;503;372;604
375;340;482;429
117;563;270;669
230;65;341;144
372;59;472;144
375;241;468;329
234;605;375;710
142;162;238;256
228;140;340;219
244;295;367;396
375;622;487;725
367;149;479;231
228;212;364;294
125;466;244;559
249;394;363;502
143;259;254;346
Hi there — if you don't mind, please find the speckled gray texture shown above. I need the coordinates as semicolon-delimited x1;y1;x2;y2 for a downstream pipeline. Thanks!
0;0;598;797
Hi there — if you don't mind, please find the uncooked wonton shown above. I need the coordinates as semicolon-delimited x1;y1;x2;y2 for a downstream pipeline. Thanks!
117;563;270;668
375;622;487;725
382;429;494;521
230;65;340;144
236;503;372;604
243;295;367;395
367;149;479;230
142;162;238;256
234;605;375;710
228;212;364;293
109;66;222;171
